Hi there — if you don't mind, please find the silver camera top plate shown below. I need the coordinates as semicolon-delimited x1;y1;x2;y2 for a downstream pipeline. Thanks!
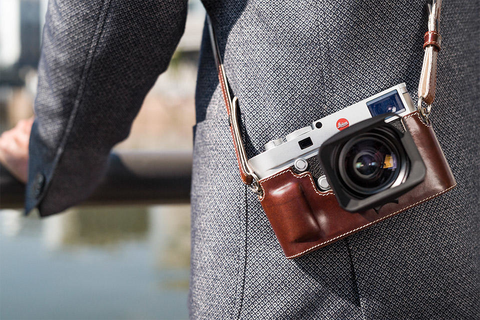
248;83;416;179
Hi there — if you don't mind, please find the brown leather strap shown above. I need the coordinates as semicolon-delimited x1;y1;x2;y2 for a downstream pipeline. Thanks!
207;16;256;187
423;31;441;51
216;60;253;185
418;0;442;119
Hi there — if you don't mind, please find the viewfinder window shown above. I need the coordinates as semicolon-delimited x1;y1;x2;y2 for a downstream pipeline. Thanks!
367;90;405;117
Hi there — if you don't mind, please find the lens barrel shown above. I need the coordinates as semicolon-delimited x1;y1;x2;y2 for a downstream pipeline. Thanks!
318;113;426;213
337;128;409;197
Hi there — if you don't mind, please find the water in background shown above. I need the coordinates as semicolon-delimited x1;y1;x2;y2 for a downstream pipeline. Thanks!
0;205;191;320
0;1;204;319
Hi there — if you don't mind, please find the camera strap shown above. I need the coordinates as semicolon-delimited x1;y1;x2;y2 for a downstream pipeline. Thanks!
206;0;442;189
418;0;442;123
207;16;262;194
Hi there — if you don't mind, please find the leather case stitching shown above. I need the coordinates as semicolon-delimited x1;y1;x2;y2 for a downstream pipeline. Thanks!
286;183;457;259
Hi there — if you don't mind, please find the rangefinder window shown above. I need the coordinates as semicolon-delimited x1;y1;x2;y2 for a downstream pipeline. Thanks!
298;137;313;150
366;90;405;117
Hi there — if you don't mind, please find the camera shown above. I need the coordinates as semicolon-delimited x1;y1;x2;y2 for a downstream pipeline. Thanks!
249;83;426;212
206;15;455;258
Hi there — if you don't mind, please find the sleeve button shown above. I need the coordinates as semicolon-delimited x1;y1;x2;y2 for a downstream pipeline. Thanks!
32;173;45;199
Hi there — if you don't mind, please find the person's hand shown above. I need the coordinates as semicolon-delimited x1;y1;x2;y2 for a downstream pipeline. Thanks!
0;117;34;183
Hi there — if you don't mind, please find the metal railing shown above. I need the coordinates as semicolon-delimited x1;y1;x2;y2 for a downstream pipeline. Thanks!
0;151;193;209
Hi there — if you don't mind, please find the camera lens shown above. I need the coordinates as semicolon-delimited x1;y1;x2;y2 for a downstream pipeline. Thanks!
338;128;408;196
354;151;383;177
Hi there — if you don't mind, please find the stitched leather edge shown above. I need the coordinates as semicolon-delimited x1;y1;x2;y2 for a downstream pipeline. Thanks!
216;60;251;185
285;183;457;259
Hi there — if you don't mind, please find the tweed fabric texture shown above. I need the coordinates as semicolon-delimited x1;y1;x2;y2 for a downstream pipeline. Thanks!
28;0;478;319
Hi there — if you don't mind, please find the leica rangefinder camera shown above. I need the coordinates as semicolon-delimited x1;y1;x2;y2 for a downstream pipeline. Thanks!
249;83;426;212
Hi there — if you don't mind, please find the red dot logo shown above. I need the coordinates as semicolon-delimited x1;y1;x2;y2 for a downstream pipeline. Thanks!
336;118;349;131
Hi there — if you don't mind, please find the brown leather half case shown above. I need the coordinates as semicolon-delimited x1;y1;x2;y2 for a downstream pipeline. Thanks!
259;111;456;259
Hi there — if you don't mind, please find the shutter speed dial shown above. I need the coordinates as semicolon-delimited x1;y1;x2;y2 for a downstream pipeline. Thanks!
264;126;313;151
285;126;312;142
264;138;284;151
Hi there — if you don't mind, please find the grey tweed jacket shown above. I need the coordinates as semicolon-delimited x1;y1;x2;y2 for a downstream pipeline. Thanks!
26;0;478;318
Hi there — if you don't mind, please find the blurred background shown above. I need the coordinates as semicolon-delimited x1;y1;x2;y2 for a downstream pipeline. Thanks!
0;0;204;319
